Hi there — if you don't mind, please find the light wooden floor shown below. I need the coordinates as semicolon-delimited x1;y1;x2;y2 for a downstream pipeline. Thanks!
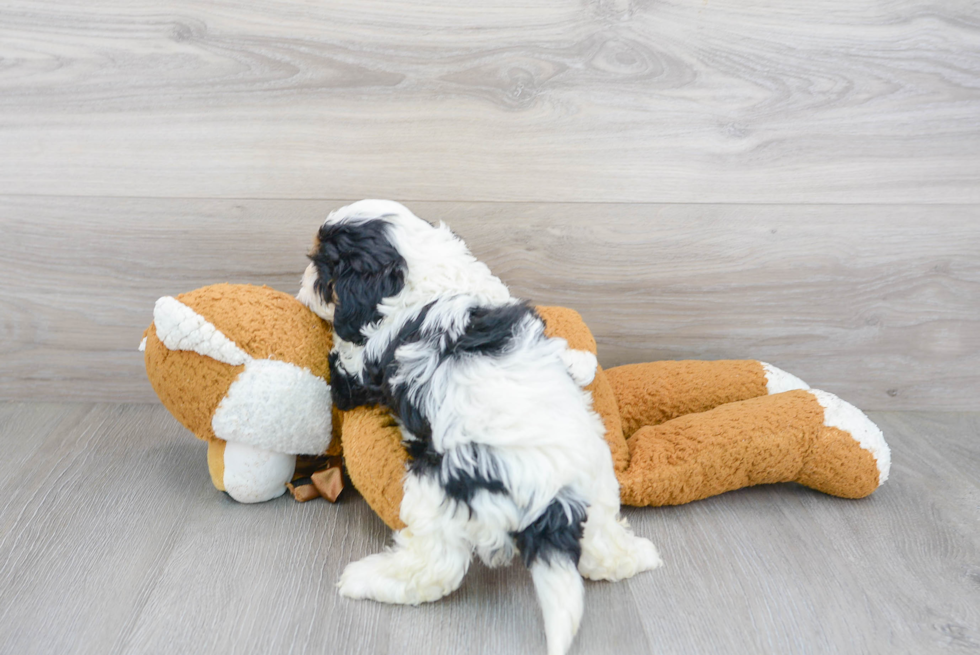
1;402;977;655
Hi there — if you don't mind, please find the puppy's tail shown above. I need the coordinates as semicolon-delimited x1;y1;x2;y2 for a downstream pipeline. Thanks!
530;556;584;655
516;496;588;655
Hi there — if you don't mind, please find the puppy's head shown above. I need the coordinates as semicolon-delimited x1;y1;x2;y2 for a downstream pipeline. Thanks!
299;200;431;345
299;200;508;343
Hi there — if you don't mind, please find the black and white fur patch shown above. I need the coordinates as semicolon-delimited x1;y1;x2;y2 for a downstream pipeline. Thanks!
298;200;661;655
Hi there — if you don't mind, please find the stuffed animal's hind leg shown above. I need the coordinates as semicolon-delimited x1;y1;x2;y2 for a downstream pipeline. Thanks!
337;472;472;605
605;360;809;438
617;389;889;507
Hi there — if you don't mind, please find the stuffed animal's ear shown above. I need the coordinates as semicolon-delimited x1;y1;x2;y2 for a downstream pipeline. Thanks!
314;219;406;345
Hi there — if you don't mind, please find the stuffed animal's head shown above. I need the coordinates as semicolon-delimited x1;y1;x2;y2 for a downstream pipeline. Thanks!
141;283;339;502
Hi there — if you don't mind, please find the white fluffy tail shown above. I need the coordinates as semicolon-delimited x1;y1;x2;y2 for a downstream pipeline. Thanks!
530;556;584;655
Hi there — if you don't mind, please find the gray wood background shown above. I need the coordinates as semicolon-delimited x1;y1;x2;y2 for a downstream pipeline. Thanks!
1;0;979;408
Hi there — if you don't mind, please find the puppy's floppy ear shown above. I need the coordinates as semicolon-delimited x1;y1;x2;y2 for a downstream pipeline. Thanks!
315;219;406;345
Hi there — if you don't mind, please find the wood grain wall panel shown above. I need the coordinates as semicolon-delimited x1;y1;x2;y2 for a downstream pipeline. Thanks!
0;1;977;202
1;196;976;409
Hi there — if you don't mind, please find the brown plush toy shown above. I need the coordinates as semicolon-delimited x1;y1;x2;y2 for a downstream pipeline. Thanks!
142;286;890;527
342;306;890;530
141;284;344;503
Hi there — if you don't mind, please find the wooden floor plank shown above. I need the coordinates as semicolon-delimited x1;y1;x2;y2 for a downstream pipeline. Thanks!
616;411;980;654
2;196;978;410
872;412;980;544
1;404;978;654
0;404;209;655
0;402;92;481
0;403;95;533
0;1;977;202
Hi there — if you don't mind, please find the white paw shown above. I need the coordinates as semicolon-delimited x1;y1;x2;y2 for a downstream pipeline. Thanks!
560;349;598;387
633;536;664;573
579;535;663;582
337;554;394;602
337;552;459;605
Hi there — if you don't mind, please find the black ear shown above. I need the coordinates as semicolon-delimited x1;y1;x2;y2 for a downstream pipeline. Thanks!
315;219;406;345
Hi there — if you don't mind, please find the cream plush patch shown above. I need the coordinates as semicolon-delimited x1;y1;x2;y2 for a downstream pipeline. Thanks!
211;358;334;455
221;441;296;503
153;296;249;366
762;362;811;394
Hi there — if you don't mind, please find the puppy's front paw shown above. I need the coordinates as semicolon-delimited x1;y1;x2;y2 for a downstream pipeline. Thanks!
560;349;598;387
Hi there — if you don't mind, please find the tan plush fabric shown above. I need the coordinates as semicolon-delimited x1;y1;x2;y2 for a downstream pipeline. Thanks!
178;283;333;379
587;365;629;474
148;290;882;523
537;305;598;354
606;360;770;437
326;407;345;457
144;326;242;442
618;390;880;506
342;406;410;530
143;284;338;452
339;307;883;529
207;438;226;491
798;425;880;499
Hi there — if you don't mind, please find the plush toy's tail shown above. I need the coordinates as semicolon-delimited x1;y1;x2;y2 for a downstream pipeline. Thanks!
617;389;890;506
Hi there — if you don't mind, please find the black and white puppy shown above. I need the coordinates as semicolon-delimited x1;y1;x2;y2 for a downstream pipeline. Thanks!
298;200;660;655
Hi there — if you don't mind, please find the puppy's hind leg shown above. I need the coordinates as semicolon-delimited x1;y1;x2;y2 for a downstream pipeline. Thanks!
338;473;472;605
516;497;588;655
578;464;662;582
